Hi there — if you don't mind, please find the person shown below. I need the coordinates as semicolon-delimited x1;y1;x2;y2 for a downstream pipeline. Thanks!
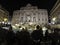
51;28;58;45
45;29;49;41
20;28;31;45
6;26;15;45
58;29;60;45
31;25;43;45
15;31;21;45
0;27;7;45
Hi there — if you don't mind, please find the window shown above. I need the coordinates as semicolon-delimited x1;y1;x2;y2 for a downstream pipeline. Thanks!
35;11;38;13
33;17;36;22
39;19;40;21
33;13;36;15
42;23;44;24
21;17;23;22
41;12;43;15
45;18;47;21
38;12;40;15
42;18;44;21
19;12;20;15
45;13;47;15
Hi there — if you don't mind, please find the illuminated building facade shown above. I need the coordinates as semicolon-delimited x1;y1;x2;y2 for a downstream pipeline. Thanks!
50;0;60;24
0;5;9;23
12;4;48;26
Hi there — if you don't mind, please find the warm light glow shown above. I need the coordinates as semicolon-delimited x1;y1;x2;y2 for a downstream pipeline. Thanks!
8;22;11;24
51;17;56;24
51;22;55;24
52;17;56;21
42;27;47;31
12;25;16;29
4;18;8;22
2;21;4;24
29;22;33;25
15;24;20;26
22;26;25;29
20;28;22;30
5;22;7;24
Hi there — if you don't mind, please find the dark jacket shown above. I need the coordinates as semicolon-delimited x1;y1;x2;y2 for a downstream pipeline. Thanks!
31;29;43;41
20;30;31;45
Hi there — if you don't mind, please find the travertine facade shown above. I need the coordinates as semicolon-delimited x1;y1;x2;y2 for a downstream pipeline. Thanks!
12;4;48;26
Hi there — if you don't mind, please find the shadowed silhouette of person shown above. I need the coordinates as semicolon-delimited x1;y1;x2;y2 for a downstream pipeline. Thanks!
20;28;31;45
52;28;58;45
31;25;43;45
6;25;15;45
0;27;7;45
15;31;21;45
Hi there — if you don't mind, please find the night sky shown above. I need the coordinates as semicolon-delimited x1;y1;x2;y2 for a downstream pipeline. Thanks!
0;0;57;16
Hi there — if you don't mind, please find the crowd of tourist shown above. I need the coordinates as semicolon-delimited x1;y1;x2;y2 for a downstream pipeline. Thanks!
0;25;60;45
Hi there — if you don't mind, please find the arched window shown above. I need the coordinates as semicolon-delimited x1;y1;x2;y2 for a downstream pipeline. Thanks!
21;17;23;22
33;17;36;22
